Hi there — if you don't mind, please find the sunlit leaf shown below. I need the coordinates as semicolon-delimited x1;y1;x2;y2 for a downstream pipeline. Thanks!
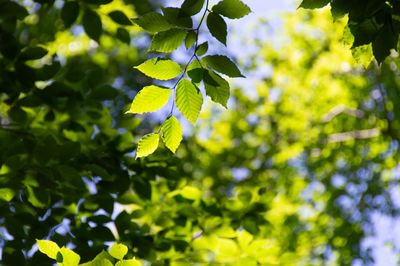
36;240;60;260
128;85;171;114
161;116;183;153
176;79;203;124
204;70;230;107
109;243;128;260
59;247;80;266
0;188;15;202
134;58;182;80
136;133;159;158
115;259;142;266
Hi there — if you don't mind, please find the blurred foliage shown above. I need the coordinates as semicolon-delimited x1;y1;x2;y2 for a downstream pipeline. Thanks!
1;0;400;266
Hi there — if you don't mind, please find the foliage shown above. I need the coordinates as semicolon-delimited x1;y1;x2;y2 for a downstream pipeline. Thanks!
1;0;400;265
129;0;250;157
299;0;399;63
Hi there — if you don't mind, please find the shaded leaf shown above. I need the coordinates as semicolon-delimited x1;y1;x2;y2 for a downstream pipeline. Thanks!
204;70;230;107
203;55;244;77
207;12;227;45
185;30;197;49
19;46;48;60
61;1;80;27
83;8;102;42
298;0;330;9
162;7;193;28
132;12;172;33
212;0;251;19
196;42;208;56
181;0;205;16
108;10;132;25
150;28;187;53
116;27;131;44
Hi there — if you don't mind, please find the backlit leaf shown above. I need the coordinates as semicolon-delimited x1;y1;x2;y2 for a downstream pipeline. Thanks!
181;0;205;16
176;79;203;124
128;85;171;114
0;188;15;202
134;58;182;80
161;116;183;153
136;133;159;158
115;259;142;266
185;30;197;49
59;247;80;266
196;42;208;56
204;70;230;107
162;7;193;28
36;240;60;259
109;243;128;260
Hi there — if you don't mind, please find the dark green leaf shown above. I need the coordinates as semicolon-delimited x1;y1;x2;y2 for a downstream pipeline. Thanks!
207;12;227;45
116;27;130;44
196;42;208;56
83;8;102;42
212;0;251;19
298;0;330;9
19;46;48;60
108;10;132;25
162;7;193;28
185;30;197;49
372;23;398;63
203;55;244;77
204;70;230;107
181;0;205;16
61;1;79;27
187;68;205;83
150;28;188;53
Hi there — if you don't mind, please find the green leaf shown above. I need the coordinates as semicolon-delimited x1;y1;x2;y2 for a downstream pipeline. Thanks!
162;7;193;28
59;247;80;266
207;12;227;45
203;55;244;77
83;8;102;42
134;58;182;80
115;259;141;266
212;0;251;19
161;116;183;153
298;0;330;9
80;258;113;266
19;46;48;60
185;30;197;49
61;1;80;28
204;70;230;107
176;79;203;124
128;85;171;114
150;28;188;53
187;68;205;83
116;27;130;44
108;10;132;25
132;12;172;33
109;243;128;260
136;133;159;158
196;42;208;56
180;186;202;200
0;188;15;202
36;240;60;259
181;0;205;16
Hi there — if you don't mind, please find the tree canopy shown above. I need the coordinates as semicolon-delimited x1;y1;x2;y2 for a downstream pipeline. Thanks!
1;0;400;265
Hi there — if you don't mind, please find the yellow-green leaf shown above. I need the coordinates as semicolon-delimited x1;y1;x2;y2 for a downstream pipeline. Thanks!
134;58;181;80
109;243;128;260
131;12;172;33
0;188;15;202
128;86;171;114
176;79;203;124
36;239;60;259
136;133;159;158
59;247;80;266
115;259;142;266
161;116;182;153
